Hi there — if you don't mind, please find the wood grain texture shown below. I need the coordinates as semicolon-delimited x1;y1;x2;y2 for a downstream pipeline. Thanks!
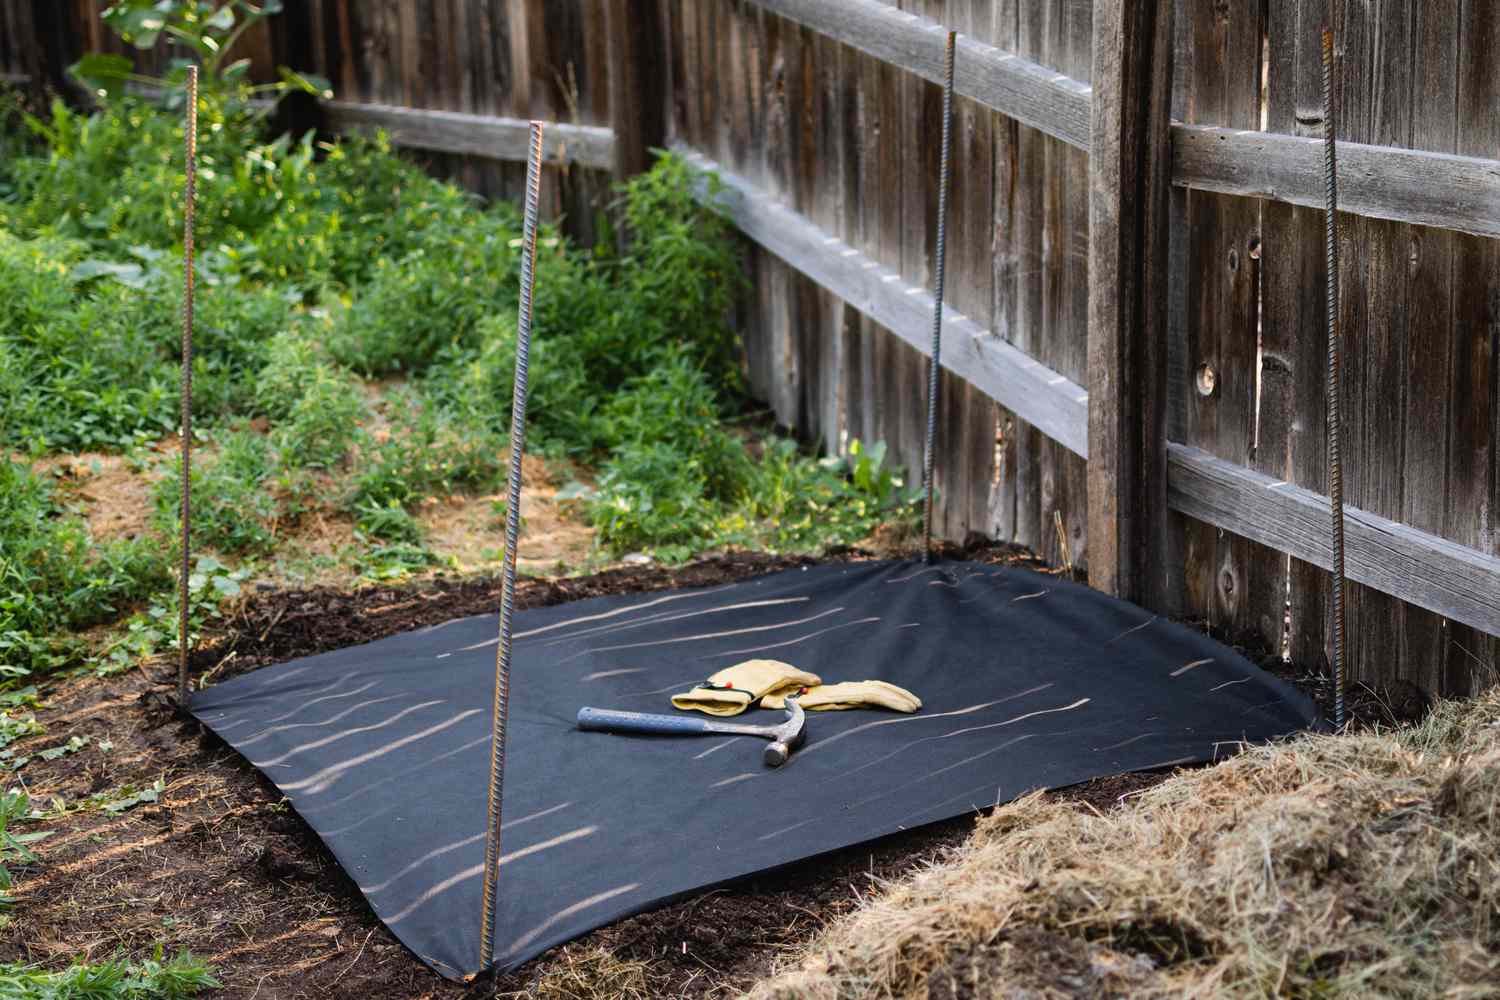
1046;0;1089;572
944;1;998;543
1173;126;1500;240
673;143;1090;459
321;101;616;168
985;0;1023;547
1173;0;1263;635
1386;0;1452;698
1024;0;1070;570
1262;0;1329;671
746;0;1090;149
740;0;1500;241
1167;444;1500;640
1085;0;1173;600
1444;3;1500;693
605;0;668;178
671;136;1500;644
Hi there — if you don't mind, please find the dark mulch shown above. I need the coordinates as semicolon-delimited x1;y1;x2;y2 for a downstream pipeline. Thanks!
7;542;1405;999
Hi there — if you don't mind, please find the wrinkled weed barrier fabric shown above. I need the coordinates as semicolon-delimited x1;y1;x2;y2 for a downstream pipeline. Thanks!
191;560;1321;978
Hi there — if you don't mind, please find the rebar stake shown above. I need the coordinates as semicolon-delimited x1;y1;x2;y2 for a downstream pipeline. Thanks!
479;120;545;975
1321;26;1347;730
176;66;198;707
922;30;957;564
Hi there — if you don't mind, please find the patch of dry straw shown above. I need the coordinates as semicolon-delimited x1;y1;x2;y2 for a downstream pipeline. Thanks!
749;689;1500;999
496;944;652;999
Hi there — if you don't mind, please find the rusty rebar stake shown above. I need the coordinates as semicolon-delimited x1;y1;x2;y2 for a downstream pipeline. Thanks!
1321;26;1347;730
922;30;957;564
479;120;545;975
176;66;198;706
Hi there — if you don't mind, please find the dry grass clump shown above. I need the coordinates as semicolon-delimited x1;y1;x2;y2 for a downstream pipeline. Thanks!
495;945;652;999
750;689;1500;999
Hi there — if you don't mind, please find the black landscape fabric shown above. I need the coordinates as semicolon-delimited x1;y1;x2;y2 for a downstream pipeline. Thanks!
191;559;1321;979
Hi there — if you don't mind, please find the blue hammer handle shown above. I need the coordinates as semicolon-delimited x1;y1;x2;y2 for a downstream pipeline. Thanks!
577;707;713;736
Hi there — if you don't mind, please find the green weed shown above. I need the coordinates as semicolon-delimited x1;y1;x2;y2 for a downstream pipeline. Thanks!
272;365;366;471
2;79;917;661
3;734;90;773
151;432;279;555
326;207;523;375
0;948;218;999
0;790;48;909
97;558;247;678
346;389;507;510
0;462;170;682
0;715;42;755
353;500;424;544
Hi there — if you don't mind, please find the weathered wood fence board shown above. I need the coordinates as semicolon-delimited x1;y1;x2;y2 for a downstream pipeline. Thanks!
321;101;616;169
1260;0;1325;672
3;0;1498;697
1168;444;1500;642
1174;127;1500;240
673;145;1090;457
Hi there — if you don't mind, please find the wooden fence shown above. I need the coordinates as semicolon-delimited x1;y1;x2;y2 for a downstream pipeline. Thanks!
3;0;1498;698
3;1;643;241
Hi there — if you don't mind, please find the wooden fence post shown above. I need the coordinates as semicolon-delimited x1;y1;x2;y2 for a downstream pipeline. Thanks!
605;0;668;181
1086;0;1175;602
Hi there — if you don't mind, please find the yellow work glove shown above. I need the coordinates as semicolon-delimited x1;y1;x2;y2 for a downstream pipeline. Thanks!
762;680;922;713
670;659;823;717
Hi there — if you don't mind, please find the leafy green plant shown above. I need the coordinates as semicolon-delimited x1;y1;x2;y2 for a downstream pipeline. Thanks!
351;498;440;580
73;0;329;108
326;208;523;375
101;778;167;816
354;543;442;583
0;790;48;909
346;390;507;510
0;462;171;682
98;557;246;676
0;715;42;756
152;430;280;555
0;226;297;452
749;437;920;550
0;947;218;999
272;365;366;470
353;500;424;545
252;330;329;418
0;76;922;626
4;735;91;773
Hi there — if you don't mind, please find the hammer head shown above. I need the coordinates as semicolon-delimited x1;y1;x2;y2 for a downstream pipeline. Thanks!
762;698;806;767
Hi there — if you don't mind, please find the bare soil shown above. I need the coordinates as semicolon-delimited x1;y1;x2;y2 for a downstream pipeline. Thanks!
36;447;162;543
412;475;596;578
5;542;1404;999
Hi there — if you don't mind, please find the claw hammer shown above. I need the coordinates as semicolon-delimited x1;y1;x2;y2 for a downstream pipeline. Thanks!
576;698;806;767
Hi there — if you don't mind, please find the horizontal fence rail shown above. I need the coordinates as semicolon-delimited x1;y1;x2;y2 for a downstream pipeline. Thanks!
745;0;1500;239
1174;125;1500;240
78;83;617;173
749;0;1090;149
323;102;617;171
673;144;1091;459
1168;444;1500;639
677;142;1500;641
